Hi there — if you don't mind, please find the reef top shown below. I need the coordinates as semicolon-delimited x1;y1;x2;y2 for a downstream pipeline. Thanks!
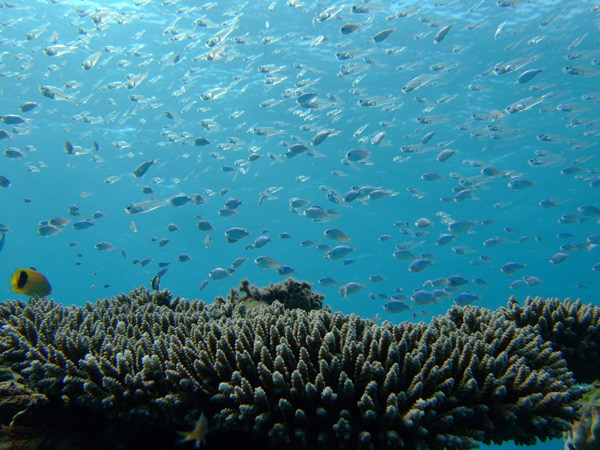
0;283;597;450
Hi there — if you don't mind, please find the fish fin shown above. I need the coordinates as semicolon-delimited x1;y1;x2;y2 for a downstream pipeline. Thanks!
178;412;208;448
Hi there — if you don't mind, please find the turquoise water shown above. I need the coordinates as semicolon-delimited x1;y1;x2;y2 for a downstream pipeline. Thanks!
0;1;598;448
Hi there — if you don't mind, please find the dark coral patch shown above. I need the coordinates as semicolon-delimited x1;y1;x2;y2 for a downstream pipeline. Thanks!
0;285;592;449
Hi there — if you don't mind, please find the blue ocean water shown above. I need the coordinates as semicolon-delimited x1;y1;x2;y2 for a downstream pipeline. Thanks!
0;1;598;448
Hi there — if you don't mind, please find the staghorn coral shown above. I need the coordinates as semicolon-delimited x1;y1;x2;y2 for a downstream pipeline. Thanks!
0;287;591;450
500;296;600;384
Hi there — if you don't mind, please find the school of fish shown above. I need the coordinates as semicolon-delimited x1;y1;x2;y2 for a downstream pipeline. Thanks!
0;0;598;320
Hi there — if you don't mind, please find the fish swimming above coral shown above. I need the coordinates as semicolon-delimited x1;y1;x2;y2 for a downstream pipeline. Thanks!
0;0;598;319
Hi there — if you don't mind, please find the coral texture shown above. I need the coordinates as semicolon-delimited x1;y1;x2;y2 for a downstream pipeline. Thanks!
220;277;325;311
0;283;590;450
501;296;600;384
0;378;47;425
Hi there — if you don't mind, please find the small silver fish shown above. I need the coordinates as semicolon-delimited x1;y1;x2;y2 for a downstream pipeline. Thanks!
383;300;411;313
95;242;115;251
339;282;365;298
72;219;96;230
253;235;272;248
168;194;192;207
82;52;102;70
197;220;214;231
318;277;338;286
276;265;296;276
373;29;394;43
40;85;72;101
1;115;26;125
411;290;438;305
324;245;354;260
225;227;250;243
254;255;280;269
500;262;526;275
133;159;155;178
433;24;453;44
345;148;370;162
209;267;234;280
408;258;434;273
125;200;166;215
340;24;359;35
436;149;457;162
38;224;61;236
19;102;38;112
454;292;479;306
516;68;544;84
507;178;534;190
323;229;351;242
549;252;569;264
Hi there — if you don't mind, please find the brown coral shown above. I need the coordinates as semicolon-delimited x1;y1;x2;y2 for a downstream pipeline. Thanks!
0;287;590;450
224;277;324;311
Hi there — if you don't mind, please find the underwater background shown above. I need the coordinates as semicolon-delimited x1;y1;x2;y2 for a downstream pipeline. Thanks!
0;0;598;448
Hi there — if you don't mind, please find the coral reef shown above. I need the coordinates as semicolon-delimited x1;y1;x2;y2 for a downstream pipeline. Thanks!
0;378;47;426
564;384;600;450
0;283;593;450
500;296;600;384
219;277;324;311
